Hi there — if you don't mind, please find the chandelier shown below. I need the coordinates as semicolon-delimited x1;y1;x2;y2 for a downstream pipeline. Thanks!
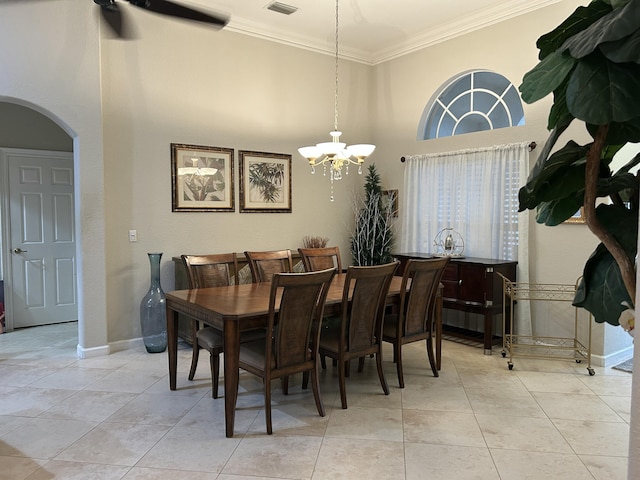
297;0;375;201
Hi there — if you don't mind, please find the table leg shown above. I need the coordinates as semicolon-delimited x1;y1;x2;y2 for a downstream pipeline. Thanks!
435;291;443;370
224;317;240;438
167;306;178;390
483;311;493;355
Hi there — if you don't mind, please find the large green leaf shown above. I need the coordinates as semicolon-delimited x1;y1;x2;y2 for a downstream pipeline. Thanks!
519;141;589;211
566;53;640;124
537;1;612;59
526;125;569;184
600;28;640;64
547;77;574;130
587;117;640;144
561;0;640;58
519;52;576;104
573;204;637;324
536;194;584;225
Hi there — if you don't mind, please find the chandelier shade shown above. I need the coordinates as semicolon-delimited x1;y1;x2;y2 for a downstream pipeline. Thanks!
297;0;375;201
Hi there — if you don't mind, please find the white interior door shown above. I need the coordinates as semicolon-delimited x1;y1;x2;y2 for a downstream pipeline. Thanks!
4;149;77;328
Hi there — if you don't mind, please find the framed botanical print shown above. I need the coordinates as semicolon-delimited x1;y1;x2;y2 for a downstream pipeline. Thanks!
171;143;234;212
239;150;292;213
565;207;585;224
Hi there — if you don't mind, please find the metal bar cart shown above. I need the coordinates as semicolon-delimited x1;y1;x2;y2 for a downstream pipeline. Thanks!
499;274;594;375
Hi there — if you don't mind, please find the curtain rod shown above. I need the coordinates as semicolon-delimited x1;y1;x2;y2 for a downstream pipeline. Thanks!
400;141;537;162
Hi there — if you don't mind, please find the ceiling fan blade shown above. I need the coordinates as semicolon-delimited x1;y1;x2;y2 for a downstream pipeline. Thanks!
128;0;228;28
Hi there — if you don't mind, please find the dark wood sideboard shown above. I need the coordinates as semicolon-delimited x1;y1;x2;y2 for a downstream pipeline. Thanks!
393;252;517;354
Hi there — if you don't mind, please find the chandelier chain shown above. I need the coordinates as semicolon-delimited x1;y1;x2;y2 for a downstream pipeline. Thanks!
334;0;339;133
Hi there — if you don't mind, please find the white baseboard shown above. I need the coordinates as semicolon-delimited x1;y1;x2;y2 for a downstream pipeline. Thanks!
594;345;635;367
76;343;110;359
76;337;145;358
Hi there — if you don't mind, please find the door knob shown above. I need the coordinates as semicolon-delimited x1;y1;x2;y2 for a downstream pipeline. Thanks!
13;248;28;254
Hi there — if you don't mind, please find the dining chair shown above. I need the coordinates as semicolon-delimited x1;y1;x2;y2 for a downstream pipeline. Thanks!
244;249;294;282
382;257;450;387
237;268;336;434
181;253;264;397
319;261;398;409
298;246;342;273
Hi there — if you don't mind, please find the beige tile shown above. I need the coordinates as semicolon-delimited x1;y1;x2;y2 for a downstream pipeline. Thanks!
532;392;625;422
0;365;61;387
600;395;632;423
0;418;95;459
491;448;595;479
552;419;630;456
402;384;472;412
106;392;201;426
0;416;29;436
26;366;113;390
222;435;322;478
476;414;572;452
56;422;170;466
124;467;217;479
247;399;330;436
312;436;405;480
465;387;545;417
456;367;527;393
26;460;130;480
578;373;633;396
0;387;74;417
137;425;240;473
403;409;485;447
177;396;259;435
516;371;593;394
580;454;629;480
84;368;165;393
39;390;137;422
325;406;403;442
405;443;499;480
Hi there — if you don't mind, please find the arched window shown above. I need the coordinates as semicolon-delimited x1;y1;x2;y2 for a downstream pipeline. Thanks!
418;70;525;140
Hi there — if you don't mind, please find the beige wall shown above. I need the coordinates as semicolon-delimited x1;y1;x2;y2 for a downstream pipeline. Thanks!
0;0;631;362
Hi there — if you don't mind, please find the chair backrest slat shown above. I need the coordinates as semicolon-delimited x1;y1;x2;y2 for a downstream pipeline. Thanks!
245;249;294;283
342;262;398;352
181;253;238;288
268;268;336;370
401;258;450;336
298;246;342;273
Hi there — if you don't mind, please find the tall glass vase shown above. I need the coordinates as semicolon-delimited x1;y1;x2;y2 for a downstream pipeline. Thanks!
140;252;167;353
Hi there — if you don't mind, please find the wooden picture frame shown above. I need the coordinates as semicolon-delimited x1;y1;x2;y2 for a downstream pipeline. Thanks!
171;143;234;212
239;150;292;213
382;189;399;217
565;207;585;224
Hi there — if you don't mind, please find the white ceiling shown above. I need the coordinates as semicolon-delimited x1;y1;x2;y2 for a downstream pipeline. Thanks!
198;0;562;64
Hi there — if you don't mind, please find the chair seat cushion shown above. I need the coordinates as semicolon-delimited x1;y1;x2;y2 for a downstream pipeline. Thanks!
239;339;275;371
196;327;223;351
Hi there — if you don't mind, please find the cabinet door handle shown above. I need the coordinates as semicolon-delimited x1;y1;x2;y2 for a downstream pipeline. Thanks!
458;279;463;286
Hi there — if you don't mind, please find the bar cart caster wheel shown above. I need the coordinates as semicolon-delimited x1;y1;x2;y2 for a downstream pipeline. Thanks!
576;359;582;363
588;368;595;376
508;362;513;370
501;350;506;358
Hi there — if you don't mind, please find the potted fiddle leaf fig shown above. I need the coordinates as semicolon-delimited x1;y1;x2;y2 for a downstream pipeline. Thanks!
518;0;640;327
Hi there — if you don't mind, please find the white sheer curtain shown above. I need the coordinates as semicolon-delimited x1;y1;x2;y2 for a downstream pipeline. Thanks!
401;142;531;335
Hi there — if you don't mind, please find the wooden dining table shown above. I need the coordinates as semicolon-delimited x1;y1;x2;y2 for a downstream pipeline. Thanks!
165;272;442;437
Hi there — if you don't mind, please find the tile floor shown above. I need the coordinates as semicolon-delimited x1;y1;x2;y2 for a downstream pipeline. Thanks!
0;322;632;479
